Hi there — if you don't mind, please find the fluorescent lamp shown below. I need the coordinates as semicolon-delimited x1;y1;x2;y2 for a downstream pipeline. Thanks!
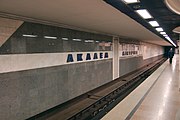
136;9;153;19
156;27;164;32
44;36;57;39
96;41;99;43
165;37;176;47
123;0;139;4
72;38;81;41
23;34;37;38
62;37;68;40
163;34;168;37
165;36;171;41
172;42;176;47
148;21;159;27
160;32;166;35
85;40;94;43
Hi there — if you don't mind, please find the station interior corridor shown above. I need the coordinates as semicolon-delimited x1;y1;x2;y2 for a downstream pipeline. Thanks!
0;1;179;120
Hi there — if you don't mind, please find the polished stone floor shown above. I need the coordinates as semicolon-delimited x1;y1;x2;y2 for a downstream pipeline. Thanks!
131;55;180;120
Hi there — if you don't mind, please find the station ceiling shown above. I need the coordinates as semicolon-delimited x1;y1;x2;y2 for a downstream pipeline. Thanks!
105;0;180;46
0;0;178;46
142;0;180;41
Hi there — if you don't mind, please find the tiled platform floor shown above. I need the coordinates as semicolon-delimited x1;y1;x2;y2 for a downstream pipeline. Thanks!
102;55;179;120
131;55;180;120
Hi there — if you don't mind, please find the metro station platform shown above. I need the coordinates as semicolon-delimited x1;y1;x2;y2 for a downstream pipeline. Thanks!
102;55;180;120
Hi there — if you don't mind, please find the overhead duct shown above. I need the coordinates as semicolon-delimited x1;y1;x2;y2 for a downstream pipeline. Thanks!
165;0;180;15
0;17;23;47
173;26;180;34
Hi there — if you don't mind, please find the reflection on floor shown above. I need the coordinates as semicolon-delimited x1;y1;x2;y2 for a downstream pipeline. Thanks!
131;55;180;120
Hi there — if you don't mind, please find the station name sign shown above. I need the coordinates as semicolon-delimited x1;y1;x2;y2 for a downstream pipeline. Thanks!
67;52;109;63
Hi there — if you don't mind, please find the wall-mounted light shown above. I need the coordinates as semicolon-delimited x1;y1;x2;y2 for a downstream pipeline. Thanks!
148;21;159;27
155;27;164;32
23;34;37;38
73;38;82;41
122;0;139;4
62;37;69;40
44;36;57;39
85;40;94;43
136;9;153;19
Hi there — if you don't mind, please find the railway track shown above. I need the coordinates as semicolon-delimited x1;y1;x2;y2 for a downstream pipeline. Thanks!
28;58;167;120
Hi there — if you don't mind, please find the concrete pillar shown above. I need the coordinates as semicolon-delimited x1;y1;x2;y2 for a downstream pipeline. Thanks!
113;36;119;80
178;40;180;91
178;40;180;71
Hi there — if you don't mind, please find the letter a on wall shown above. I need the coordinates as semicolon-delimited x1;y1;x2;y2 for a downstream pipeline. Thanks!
67;54;74;62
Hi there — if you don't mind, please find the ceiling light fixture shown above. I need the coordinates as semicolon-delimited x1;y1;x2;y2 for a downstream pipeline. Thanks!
44;36;57;39
163;34;168;37
165;36;176;47
23;34;37;38
165;36;171;41
122;0;139;4
156;27;164;32
148;21;159;27
136;9;153;19
160;32;166;35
